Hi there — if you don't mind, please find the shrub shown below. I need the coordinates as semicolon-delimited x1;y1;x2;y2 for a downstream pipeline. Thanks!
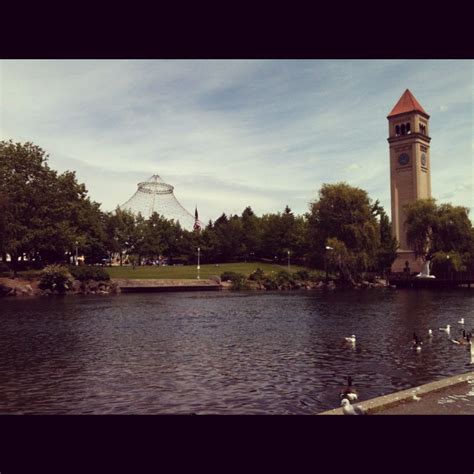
293;270;310;281
220;271;244;283
230;276;251;290
248;268;265;281
431;251;463;275
308;271;324;283
275;270;296;289
69;265;110;282
262;274;278;290
0;261;12;277
39;265;73;293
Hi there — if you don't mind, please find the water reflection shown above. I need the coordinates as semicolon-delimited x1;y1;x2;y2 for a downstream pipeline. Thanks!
0;289;472;414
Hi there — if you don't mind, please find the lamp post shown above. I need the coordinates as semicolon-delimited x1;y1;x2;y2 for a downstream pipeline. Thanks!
446;254;450;281
197;247;200;280
75;241;79;266
287;250;290;270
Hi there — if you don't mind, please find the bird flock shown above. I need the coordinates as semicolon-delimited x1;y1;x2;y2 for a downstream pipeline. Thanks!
339;317;472;415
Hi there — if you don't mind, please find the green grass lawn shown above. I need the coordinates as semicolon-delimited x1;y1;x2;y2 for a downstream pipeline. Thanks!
106;262;311;280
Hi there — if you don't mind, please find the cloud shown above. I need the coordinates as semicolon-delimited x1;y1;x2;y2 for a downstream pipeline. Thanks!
346;163;362;171
1;60;472;224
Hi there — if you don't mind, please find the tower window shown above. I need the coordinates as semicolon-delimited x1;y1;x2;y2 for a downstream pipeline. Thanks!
420;124;426;135
406;123;411;134
395;125;400;136
401;124;406;135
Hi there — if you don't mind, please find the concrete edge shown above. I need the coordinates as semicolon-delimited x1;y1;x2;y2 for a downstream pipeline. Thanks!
112;278;221;286
318;371;474;415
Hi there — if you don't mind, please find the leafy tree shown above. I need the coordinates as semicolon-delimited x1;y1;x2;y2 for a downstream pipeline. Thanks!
405;199;474;270
404;199;438;258
259;206;305;262
0;140;108;269
241;206;261;260
430;251;464;275
375;208;398;276
106;208;137;265
307;182;381;278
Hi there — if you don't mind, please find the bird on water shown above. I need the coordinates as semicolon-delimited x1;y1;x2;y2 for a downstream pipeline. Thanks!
451;332;472;346
412;333;422;352
439;324;451;333
458;318;464;325
340;376;358;402
344;335;356;344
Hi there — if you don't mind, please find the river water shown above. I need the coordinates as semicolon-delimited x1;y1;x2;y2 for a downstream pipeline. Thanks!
0;289;472;414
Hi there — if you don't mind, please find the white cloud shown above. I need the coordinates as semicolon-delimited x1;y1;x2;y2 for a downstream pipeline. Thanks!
1;59;472;224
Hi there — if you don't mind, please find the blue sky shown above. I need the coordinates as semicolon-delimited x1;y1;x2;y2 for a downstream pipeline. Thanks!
1;60;472;223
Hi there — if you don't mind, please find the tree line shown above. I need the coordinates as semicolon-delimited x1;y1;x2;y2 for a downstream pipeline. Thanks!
1;141;473;281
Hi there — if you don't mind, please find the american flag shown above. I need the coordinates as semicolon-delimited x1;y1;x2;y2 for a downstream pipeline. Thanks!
193;206;202;232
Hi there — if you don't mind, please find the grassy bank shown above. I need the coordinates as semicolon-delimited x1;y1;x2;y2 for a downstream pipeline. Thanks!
106;262;311;280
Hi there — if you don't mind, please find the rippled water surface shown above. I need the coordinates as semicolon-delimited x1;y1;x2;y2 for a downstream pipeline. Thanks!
0;290;473;414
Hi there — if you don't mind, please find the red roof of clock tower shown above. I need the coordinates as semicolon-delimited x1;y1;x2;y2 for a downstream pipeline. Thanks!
387;89;429;118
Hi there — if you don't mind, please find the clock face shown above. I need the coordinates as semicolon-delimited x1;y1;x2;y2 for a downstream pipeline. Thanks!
421;153;427;166
398;153;410;166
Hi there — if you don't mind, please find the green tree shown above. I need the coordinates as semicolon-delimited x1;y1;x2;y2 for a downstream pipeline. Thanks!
404;198;438;258
405;198;474;271
241;206;261;260
405;200;473;247
0;140;108;269
307;182;381;279
106;208;137;265
375;207;398;276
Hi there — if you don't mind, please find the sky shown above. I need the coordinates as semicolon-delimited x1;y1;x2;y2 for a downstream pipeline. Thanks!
1;60;472;223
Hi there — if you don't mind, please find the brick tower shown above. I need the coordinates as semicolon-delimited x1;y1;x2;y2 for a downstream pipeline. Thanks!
387;89;432;272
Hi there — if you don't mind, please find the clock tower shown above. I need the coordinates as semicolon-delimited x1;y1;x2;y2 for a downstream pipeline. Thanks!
387;89;432;272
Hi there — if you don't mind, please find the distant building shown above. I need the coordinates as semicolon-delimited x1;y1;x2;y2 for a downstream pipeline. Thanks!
387;89;432;272
120;175;195;231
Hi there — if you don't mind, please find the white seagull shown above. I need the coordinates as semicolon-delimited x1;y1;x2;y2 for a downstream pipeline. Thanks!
458;318;464;325
341;398;366;415
439;324;451;333
428;329;433;337
344;335;356;344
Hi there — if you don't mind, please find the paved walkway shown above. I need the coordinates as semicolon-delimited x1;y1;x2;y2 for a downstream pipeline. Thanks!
319;371;474;415
376;380;474;415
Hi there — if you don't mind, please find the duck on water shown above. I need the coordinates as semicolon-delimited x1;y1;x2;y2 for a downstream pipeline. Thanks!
340;376;358;402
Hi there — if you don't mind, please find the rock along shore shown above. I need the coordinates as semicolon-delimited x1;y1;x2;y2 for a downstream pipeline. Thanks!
0;277;120;297
0;276;391;297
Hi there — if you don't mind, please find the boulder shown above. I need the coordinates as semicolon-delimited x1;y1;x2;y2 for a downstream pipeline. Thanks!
0;283;13;296
373;278;388;288
19;285;34;295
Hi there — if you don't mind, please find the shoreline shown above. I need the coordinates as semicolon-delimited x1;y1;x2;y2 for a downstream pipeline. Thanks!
0;276;392;297
1;275;472;298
